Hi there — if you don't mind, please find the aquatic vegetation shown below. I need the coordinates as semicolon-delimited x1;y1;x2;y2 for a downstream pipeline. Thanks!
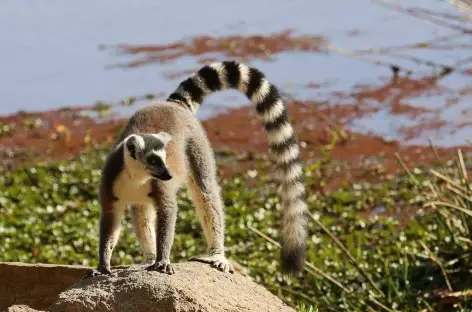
1;140;471;311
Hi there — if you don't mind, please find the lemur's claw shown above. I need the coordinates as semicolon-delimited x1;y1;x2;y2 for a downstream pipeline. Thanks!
146;260;175;275
84;266;113;279
189;254;235;274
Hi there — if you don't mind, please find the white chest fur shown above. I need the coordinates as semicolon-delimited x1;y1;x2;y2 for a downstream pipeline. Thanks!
113;170;154;206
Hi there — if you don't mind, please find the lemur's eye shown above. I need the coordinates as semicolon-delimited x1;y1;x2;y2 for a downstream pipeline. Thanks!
147;155;162;166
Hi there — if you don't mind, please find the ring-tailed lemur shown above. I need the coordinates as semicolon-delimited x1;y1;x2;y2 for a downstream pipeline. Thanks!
89;61;307;277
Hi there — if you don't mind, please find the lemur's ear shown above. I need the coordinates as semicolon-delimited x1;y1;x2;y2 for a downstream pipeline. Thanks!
152;132;172;146
125;134;145;159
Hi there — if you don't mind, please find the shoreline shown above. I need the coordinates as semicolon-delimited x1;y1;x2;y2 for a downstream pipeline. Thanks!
2;102;470;192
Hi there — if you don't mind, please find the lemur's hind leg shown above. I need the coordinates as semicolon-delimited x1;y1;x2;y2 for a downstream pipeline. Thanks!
130;204;157;266
186;139;234;274
146;183;178;275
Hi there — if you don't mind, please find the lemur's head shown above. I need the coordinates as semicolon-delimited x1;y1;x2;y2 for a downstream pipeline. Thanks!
123;132;173;181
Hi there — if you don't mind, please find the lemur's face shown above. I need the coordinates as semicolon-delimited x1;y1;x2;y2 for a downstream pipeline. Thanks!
125;133;173;181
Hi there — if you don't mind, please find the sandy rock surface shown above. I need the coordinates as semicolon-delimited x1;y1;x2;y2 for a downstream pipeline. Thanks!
48;262;294;312
0;262;89;311
1;305;43;312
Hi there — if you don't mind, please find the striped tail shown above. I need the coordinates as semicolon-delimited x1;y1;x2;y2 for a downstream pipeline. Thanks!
167;61;308;272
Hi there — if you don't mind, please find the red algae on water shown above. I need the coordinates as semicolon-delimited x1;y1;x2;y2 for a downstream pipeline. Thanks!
104;30;327;68
3;30;471;190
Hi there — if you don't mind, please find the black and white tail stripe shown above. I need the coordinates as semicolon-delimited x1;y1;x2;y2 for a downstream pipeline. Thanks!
167;61;308;272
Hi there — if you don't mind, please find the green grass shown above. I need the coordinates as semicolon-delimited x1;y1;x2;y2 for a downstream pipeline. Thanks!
298;303;318;312
1;142;471;311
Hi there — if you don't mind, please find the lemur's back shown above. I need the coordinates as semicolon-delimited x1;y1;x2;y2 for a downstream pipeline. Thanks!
116;101;210;183
117;102;195;139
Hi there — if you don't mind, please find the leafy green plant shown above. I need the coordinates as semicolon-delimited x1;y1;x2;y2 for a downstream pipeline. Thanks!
298;302;318;312
1;141;471;311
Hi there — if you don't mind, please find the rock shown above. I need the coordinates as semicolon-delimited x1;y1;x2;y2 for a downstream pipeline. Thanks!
48;262;294;312
0;262;90;311
1;305;43;312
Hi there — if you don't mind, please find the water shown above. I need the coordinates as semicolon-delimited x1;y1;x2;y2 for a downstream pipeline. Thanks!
1;0;471;146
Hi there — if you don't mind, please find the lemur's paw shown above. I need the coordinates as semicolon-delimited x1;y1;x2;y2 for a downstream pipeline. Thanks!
128;258;156;271
84;266;113;279
146;260;175;275
189;254;235;274
137;258;157;267
141;258;157;265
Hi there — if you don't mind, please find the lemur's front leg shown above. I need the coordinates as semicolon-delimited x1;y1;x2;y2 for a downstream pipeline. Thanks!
146;184;178;275
88;201;126;277
130;204;157;266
